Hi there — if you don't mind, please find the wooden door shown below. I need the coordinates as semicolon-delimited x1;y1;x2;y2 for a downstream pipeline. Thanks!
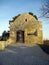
17;30;24;43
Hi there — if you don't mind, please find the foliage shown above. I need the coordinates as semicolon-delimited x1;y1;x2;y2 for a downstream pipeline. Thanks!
0;30;9;41
9;14;21;23
33;15;38;20
38;40;49;54
28;12;38;20
38;43;49;54
28;12;34;16
9;12;38;24
13;14;21;21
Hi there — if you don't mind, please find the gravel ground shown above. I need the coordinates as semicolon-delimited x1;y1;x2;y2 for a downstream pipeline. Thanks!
0;44;49;65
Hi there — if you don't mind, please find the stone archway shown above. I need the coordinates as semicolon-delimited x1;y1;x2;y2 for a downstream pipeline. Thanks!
16;30;24;43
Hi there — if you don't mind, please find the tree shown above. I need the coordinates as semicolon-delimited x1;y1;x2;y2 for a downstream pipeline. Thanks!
41;0;49;18
1;30;9;41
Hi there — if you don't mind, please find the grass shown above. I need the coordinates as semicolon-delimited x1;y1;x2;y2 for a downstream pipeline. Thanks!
44;40;49;45
38;40;49;54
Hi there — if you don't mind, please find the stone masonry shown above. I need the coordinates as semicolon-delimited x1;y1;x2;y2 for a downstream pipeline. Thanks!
9;13;43;45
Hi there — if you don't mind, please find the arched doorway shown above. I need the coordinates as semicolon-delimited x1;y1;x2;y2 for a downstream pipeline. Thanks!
16;30;24;43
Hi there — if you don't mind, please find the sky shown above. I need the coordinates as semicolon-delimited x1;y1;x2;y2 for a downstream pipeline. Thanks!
0;0;49;40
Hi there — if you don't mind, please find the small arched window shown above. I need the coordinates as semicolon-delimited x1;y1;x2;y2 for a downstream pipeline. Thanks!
25;19;27;22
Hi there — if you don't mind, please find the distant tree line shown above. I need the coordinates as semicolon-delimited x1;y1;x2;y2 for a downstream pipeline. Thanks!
0;30;9;41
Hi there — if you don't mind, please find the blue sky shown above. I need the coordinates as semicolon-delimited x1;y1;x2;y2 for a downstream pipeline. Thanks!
0;0;49;40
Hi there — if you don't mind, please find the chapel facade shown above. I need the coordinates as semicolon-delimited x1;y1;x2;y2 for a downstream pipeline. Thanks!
9;13;43;44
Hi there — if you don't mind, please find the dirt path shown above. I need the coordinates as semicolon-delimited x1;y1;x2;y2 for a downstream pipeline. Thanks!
0;44;49;65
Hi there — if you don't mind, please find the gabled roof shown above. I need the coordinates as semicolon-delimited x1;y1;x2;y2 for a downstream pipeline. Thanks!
9;13;38;24
9;13;38;31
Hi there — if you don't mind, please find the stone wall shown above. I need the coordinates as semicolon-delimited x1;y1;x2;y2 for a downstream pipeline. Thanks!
25;29;37;44
37;22;43;44
0;41;5;50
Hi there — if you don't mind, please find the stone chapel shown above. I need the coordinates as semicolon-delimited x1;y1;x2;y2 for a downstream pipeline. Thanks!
9;13;43;44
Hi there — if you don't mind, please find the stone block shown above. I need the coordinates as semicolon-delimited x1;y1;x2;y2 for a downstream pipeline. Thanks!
0;41;5;50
